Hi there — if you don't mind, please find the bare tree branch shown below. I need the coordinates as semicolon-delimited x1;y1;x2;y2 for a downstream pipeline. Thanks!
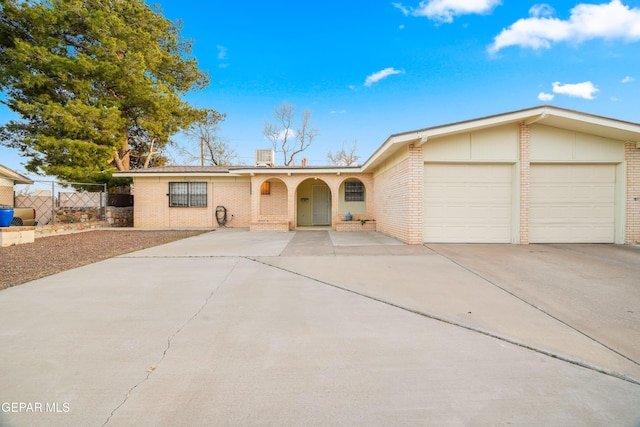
182;110;237;165
263;102;317;166
327;139;359;166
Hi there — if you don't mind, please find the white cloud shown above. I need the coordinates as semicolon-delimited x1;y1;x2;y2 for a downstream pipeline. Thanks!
529;4;555;18
489;0;640;53
392;2;410;16
538;92;555;101
552;81;599;99
273;129;295;141
622;75;635;83
364;68;404;86
216;45;228;60
330;110;347;115
394;0;501;23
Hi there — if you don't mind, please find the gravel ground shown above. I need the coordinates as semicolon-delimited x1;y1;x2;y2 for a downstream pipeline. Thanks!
0;229;208;290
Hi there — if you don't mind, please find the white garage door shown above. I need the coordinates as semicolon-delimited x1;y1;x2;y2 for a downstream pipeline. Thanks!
530;164;615;243
424;164;513;243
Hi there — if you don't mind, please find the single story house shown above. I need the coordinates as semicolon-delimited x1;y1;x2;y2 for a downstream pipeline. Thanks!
0;164;33;207
114;106;640;245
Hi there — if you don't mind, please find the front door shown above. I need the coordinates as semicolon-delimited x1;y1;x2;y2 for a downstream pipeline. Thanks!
312;185;331;225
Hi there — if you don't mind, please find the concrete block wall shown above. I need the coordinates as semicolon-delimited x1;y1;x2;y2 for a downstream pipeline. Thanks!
0;227;35;247
626;142;640;244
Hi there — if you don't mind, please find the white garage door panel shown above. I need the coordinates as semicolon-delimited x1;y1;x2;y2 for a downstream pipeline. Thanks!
424;164;512;243
530;164;615;243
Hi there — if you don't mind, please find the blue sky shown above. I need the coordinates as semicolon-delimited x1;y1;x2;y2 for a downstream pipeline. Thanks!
1;0;640;174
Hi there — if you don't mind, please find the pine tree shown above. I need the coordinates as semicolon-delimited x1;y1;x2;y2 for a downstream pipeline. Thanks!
0;0;210;184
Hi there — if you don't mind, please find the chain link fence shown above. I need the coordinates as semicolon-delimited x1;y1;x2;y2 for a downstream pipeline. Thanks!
14;180;107;226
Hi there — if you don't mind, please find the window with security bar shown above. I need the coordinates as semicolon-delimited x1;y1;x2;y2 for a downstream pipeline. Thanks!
344;181;365;202
169;182;207;207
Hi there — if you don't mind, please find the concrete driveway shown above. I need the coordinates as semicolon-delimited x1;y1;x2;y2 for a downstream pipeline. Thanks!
1;229;639;426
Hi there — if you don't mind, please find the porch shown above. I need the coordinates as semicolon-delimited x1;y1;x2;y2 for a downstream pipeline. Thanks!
249;172;375;232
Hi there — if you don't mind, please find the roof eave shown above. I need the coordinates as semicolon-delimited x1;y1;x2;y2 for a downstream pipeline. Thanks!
232;166;363;175
113;166;365;178
112;171;242;178
0;164;34;184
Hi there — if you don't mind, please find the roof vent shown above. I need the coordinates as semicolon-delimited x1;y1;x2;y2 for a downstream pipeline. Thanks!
255;149;274;167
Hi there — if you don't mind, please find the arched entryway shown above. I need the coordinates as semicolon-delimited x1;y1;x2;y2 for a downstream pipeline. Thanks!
296;178;332;226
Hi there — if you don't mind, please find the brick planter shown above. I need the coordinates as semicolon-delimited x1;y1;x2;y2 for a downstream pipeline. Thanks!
336;220;376;232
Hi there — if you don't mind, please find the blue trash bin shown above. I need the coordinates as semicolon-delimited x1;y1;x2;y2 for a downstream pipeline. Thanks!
0;207;14;227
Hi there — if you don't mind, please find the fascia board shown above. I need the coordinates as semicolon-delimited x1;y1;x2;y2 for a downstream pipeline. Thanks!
232;167;363;174
112;172;244;178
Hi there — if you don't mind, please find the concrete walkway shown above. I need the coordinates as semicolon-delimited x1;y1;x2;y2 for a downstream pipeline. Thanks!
1;229;639;426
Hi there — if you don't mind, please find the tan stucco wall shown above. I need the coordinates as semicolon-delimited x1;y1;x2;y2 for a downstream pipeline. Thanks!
530;124;625;162
423;123;519;162
337;178;367;215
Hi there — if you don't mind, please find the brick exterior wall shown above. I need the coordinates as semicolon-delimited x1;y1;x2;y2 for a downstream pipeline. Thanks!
519;122;530;244
212;181;252;227
131;174;375;231
0;184;13;207
335;220;376;231
407;145;424;244
132;178;251;228
259;180;288;215
372;145;423;244
250;173;375;231
129;135;639;243
626;142;640;244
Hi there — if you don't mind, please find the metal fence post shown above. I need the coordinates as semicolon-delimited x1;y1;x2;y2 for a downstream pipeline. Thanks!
51;181;55;225
101;184;106;222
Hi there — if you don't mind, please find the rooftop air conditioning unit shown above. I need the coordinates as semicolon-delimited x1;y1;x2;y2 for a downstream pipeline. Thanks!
255;149;274;167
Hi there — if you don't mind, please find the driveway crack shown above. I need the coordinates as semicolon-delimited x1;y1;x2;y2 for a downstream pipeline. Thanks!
425;245;640;370
247;256;640;387
101;258;240;426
